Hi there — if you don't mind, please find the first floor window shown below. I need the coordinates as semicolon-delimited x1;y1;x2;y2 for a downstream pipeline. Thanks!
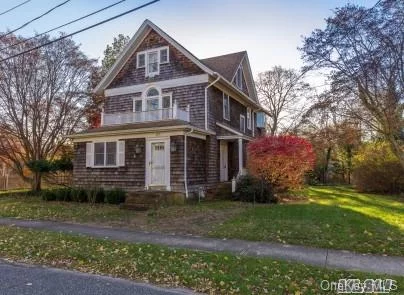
223;94;230;120
247;108;251;130
94;142;117;167
240;115;246;133
94;142;105;166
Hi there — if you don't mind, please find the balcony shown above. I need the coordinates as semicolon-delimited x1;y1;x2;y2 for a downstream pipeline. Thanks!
102;103;190;126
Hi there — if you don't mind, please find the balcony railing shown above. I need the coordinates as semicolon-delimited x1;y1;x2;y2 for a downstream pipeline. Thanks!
102;103;190;126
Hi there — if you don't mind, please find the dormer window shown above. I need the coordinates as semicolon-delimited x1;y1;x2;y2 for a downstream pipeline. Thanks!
137;46;169;77
235;66;243;90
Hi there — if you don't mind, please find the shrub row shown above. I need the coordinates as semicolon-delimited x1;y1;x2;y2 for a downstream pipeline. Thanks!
42;187;126;204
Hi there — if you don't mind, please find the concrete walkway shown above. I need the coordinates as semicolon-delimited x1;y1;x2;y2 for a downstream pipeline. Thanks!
0;217;403;276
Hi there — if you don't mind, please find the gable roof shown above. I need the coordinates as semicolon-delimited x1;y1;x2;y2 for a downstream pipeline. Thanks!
94;19;260;107
201;51;246;82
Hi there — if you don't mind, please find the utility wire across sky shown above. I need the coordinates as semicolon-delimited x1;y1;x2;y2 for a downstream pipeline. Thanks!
0;0;129;53
0;0;31;17
0;0;160;63
0;0;72;40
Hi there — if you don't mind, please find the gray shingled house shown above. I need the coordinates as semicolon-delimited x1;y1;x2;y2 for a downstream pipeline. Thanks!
69;20;267;198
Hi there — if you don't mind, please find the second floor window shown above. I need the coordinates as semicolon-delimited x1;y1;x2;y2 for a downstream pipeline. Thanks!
223;94;230;120
247;108;251;130
240;115;246;133
137;47;170;78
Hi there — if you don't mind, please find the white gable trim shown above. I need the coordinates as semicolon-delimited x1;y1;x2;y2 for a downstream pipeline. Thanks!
105;74;209;97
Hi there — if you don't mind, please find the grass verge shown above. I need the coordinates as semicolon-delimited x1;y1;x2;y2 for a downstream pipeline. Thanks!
0;226;402;295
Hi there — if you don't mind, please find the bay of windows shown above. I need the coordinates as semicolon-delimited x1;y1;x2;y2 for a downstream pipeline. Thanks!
136;47;169;77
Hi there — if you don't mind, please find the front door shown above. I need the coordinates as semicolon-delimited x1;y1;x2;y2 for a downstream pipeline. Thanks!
146;138;170;190
220;141;228;182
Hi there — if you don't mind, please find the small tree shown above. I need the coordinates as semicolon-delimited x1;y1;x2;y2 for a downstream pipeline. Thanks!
247;135;315;190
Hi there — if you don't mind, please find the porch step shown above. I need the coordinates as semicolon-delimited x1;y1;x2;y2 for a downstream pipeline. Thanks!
121;191;185;210
206;182;232;200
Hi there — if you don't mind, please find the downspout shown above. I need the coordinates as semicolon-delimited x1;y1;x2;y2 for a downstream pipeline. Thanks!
205;72;220;130
184;127;194;198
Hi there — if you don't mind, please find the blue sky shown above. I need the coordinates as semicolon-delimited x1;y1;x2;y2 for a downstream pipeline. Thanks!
1;0;375;78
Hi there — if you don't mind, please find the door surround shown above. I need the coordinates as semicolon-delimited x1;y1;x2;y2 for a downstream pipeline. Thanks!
145;137;171;190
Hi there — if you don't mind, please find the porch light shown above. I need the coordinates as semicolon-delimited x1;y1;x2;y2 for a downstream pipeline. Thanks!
170;141;177;152
135;144;142;154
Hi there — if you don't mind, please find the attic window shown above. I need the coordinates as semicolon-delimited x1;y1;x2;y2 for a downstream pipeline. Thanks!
235;66;243;90
136;46;169;77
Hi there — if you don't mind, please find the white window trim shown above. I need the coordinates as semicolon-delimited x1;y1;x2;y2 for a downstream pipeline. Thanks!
133;97;143;112
223;93;230;121
136;52;145;68
93;141;119;168
162;92;173;109
136;46;170;77
247;107;251;130
159;46;169;64
240;114;246;133
143;86;162;111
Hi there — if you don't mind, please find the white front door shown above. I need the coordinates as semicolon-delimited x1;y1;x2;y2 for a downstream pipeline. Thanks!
146;138;170;190
220;141;228;182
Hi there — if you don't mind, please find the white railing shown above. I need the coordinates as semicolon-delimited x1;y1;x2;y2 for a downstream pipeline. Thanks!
102;103;190;126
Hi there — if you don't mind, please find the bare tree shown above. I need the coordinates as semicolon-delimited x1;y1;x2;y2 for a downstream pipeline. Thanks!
0;34;95;191
301;0;404;168
256;66;312;135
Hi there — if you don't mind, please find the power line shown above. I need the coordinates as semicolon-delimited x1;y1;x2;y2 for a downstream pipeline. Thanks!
0;0;160;63
0;0;72;40
0;0;31;17
0;0;129;53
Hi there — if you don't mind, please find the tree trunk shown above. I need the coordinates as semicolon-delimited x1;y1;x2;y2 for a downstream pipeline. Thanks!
323;147;332;184
32;172;42;192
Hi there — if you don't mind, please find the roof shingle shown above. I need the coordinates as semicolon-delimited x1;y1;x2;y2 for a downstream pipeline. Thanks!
200;51;246;81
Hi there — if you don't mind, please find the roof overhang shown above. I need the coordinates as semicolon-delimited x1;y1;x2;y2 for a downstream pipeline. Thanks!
68;125;215;142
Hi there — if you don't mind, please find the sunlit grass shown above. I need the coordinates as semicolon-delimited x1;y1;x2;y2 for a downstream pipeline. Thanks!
212;186;404;256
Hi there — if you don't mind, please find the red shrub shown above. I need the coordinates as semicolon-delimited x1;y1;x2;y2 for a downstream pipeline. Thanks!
247;135;315;190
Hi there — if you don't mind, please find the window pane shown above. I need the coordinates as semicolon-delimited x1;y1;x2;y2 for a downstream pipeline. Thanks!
240;116;245;132
160;48;168;63
147;98;159;111
223;95;230;119
146;87;159;97
137;53;145;67
162;96;170;108
134;100;142;112
94;143;104;166
106;142;117;166
147;51;159;74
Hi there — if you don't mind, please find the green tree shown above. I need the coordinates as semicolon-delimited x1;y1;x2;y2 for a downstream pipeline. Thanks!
101;34;130;74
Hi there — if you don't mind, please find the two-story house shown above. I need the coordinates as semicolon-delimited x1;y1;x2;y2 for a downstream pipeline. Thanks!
69;20;267;198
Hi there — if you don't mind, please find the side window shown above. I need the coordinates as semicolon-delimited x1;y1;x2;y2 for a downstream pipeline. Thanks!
223;94;230;120
240;115;246;132
235;66;243;90
160;47;169;64
147;51;159;77
162;94;171;109
247;108;251;130
137;52;145;68
134;99;142;112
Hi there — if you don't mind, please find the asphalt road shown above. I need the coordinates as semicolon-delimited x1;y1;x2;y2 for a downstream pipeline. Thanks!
0;260;195;295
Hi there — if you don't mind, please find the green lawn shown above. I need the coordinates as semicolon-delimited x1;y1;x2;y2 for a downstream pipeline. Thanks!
211;186;404;256
1;186;403;256
0;226;402;295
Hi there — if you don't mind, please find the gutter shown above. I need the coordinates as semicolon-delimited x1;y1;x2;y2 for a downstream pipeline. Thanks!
204;72;220;130
184;127;194;198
